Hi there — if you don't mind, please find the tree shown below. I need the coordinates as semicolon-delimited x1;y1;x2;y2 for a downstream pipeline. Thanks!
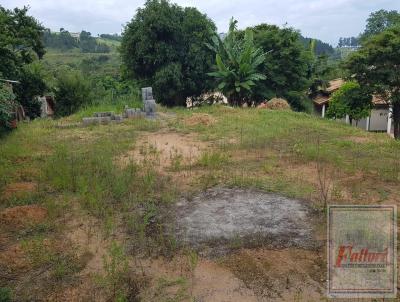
120;0;216;106
346;26;400;138
0;84;16;130
0;6;45;79
250;24;311;110
207;19;266;106
0;5;46;121
326;81;372;124
361;9;400;40
13;62;47;119
53;71;92;117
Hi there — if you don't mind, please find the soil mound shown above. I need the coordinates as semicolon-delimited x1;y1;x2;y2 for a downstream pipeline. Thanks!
258;98;291;110
184;113;216;126
0;205;47;228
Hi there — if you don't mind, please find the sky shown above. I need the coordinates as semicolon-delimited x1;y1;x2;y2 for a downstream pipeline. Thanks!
3;0;400;46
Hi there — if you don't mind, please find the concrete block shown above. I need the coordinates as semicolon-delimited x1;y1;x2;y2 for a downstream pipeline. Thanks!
93;112;113;118
82;117;99;126
142;87;153;102
144;99;156;117
98;117;111;124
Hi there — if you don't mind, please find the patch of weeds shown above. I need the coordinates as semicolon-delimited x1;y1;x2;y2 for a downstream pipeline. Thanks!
0;288;11;302
377;188;390;203
197;172;220;191
330;183;344;202
226;175;265;190
95;241;139;302
21;235;81;281
221;253;275;298
52;254;82;281
1;192;42;209
103;214;116;238
186;249;198;296
229;234;244;250
197;151;229;169
17;221;55;239
20;235;54;268
262;158;279;174
147;277;189;302
169;148;184;172
125;203;178;258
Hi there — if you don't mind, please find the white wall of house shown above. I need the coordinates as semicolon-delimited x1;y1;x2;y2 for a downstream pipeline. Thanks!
370;109;389;131
351;118;368;130
317;105;391;133
349;109;389;131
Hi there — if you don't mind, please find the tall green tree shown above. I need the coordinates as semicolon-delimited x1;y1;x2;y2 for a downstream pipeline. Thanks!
0;5;46;120
346;26;400;138
120;0;216;106
207;19;266;106
326;81;372;124
361;9;400;40
250;24;311;110
0;6;45;79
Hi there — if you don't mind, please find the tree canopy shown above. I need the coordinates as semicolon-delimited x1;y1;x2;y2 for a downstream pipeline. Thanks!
120;0;216;106
361;9;400;40
0;5;46;120
250;24;311;110
0;5;45;79
326;81;372;124
346;25;400;138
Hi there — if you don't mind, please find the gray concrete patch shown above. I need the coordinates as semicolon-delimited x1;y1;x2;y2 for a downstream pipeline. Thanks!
174;187;316;251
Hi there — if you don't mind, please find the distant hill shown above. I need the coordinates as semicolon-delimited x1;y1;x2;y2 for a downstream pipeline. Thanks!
43;29;121;54
299;36;335;56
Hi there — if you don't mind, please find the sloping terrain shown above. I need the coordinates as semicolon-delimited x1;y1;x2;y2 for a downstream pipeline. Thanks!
0;106;399;301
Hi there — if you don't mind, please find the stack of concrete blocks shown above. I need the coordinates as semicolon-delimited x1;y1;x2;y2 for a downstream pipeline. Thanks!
82;87;156;126
142;87;156;118
123;108;145;119
82;112;123;126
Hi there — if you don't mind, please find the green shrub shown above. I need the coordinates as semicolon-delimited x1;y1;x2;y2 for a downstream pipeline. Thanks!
0;84;16;129
13;62;47;119
0;287;12;302
54;70;92;117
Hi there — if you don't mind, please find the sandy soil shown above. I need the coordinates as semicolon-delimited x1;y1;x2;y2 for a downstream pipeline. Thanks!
117;131;209;170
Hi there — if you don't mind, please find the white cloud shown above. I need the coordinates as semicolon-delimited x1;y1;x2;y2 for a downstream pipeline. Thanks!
2;0;400;45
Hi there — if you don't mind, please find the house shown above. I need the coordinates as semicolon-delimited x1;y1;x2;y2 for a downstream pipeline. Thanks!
313;79;392;133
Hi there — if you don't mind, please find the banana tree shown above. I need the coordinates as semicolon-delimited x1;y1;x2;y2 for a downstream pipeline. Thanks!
207;19;266;106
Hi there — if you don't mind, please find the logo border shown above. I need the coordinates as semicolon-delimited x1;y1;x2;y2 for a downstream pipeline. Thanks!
327;205;397;298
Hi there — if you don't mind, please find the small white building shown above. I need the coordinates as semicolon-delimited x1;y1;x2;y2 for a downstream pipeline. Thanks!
313;79;392;134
